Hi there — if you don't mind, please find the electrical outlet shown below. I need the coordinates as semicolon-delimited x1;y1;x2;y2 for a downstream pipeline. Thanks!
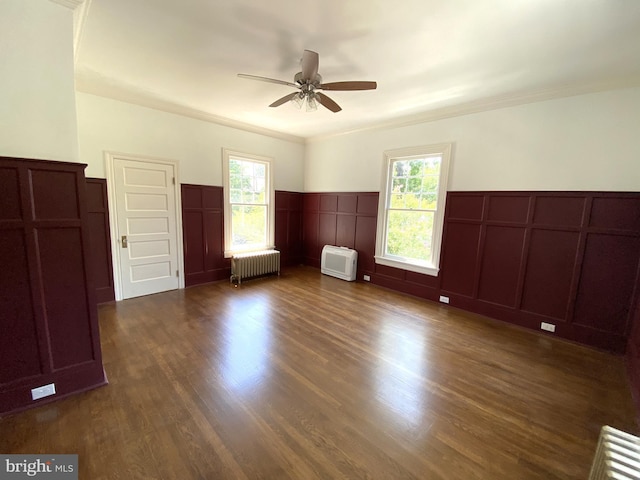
439;295;450;304
363;275;371;281
31;383;56;401
540;322;556;333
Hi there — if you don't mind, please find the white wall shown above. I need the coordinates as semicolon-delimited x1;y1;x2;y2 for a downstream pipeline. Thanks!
305;87;640;192
76;92;305;191
0;0;79;162
77;86;640;193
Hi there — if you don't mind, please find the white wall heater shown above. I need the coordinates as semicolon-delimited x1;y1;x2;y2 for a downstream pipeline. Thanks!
589;425;640;479
321;245;358;281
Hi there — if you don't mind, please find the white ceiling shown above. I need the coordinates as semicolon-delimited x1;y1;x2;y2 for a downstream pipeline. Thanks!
75;0;640;141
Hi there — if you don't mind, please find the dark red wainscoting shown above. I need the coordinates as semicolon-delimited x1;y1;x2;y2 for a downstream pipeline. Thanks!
303;192;441;300
181;184;229;287
181;187;303;287
303;192;379;279
302;191;440;299
0;157;106;416
440;192;640;353
86;178;115;303
275;191;303;267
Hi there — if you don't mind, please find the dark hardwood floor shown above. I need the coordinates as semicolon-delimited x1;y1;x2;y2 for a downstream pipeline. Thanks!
1;266;637;479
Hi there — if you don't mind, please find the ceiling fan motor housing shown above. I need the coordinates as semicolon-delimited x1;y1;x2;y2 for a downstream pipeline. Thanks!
295;72;322;88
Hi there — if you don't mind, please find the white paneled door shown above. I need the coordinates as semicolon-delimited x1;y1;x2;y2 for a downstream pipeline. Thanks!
113;157;180;299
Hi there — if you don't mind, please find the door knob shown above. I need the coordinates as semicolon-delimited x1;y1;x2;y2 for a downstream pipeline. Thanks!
121;235;128;248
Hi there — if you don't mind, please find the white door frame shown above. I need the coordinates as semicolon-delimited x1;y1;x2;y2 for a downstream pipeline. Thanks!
105;151;185;301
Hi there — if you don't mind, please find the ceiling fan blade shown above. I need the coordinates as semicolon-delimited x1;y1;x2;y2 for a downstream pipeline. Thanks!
315;92;342;113
237;73;299;89
301;50;319;81
319;81;377;91
269;92;299;108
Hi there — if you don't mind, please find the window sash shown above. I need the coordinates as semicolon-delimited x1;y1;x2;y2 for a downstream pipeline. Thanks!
230;204;267;250
384;209;435;264
375;144;451;276
223;149;274;257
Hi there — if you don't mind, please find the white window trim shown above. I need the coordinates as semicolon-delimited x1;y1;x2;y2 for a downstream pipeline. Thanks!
222;148;275;257
374;143;452;276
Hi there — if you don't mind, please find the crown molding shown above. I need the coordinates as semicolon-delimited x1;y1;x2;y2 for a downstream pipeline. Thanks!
49;0;85;9
306;76;640;143
73;0;92;63
74;72;305;144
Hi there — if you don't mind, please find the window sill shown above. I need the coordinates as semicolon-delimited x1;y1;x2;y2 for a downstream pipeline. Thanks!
224;245;275;258
374;256;439;277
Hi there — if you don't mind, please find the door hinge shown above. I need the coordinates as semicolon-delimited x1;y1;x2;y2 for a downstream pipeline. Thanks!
176;270;179;277
172;177;176;185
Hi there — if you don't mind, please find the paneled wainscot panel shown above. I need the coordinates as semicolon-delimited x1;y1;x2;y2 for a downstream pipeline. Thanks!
0;229;40;384
477;226;526;308
440;223;482;297
86;178;115;303
520;229;579;321
275;191;303;267
181;184;228;287
573;233;640;335
0;157;106;416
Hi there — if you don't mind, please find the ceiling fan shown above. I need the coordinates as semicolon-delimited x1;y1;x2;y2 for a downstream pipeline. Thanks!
238;50;377;112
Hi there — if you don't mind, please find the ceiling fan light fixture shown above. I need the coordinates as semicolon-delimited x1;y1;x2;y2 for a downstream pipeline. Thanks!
306;93;318;112
291;92;304;109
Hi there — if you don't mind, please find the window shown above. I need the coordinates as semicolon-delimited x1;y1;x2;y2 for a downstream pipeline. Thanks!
375;143;452;276
222;149;274;257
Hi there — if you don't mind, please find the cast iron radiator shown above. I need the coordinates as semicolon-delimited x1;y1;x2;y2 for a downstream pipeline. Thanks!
589;425;640;479
231;250;280;285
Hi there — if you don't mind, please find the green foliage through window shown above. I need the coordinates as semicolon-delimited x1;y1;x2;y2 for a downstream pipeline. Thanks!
385;155;442;263
229;158;269;249
231;205;266;248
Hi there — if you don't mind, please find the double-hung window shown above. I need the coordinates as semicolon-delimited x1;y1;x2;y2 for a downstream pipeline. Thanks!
222;149;274;257
375;143;452;276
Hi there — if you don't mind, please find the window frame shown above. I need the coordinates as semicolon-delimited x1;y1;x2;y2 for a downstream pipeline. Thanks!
374;143;452;276
222;148;275;257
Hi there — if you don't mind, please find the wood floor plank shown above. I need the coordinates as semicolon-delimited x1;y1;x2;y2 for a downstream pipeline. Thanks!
1;266;637;479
